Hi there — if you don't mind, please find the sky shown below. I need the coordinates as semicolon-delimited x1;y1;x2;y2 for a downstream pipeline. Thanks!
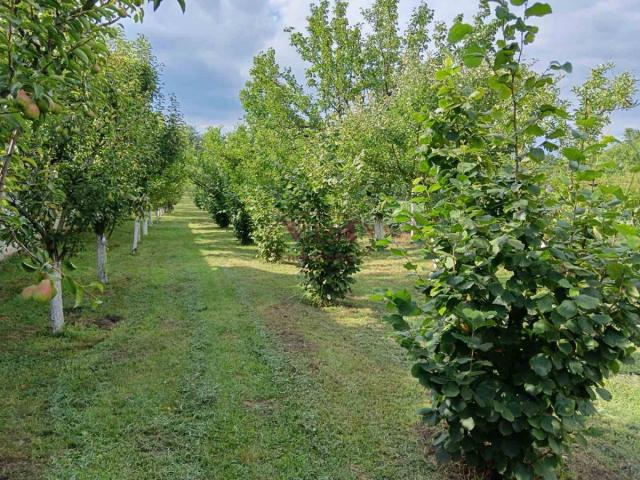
124;0;640;136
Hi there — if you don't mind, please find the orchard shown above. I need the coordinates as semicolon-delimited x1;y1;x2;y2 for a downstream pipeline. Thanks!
1;1;639;479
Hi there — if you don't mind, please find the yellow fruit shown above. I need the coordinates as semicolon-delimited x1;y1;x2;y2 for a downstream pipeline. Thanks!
33;279;55;302
16;89;31;108
16;89;41;120
24;102;41;121
21;285;37;300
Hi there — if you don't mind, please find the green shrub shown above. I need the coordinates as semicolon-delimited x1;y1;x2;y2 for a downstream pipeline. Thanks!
294;221;361;303
213;209;231;229
253;222;287;262
246;192;287;262
282;176;362;304
381;4;640;479
232;203;253;245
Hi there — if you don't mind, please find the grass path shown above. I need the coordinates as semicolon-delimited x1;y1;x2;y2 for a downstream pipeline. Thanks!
0;198;638;479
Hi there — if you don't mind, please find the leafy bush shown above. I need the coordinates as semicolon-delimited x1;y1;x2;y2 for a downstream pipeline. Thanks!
245;191;288;262
282;176;362;304
253;222;287;262
294;221;361;304
213;208;231;229
382;4;640;480
232;202;253;245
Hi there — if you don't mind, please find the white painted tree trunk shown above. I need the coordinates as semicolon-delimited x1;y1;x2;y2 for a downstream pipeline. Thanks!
142;217;149;236
374;214;385;241
97;234;108;284
50;262;64;334
132;218;140;253
148;209;153;226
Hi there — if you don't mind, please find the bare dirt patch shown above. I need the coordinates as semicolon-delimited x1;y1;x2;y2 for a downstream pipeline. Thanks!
264;304;317;354
94;314;123;330
416;424;500;480
567;450;625;480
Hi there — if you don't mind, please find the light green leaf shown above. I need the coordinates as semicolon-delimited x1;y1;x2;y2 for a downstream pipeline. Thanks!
461;417;475;431
448;22;473;44
525;3;552;17
561;147;585;162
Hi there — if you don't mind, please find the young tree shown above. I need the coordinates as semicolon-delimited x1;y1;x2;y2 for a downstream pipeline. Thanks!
381;3;640;478
2;36;187;332
0;0;185;198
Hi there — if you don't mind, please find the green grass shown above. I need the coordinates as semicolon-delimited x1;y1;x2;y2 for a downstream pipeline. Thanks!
0;199;638;479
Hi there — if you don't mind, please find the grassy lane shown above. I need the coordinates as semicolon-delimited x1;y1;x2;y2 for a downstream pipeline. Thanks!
0;199;430;479
1;198;638;479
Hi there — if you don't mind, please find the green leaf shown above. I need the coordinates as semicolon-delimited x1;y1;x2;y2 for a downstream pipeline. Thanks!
574;294;599;310
419;407;440;426
536;295;554;313
462;43;486;68
530;354;552;376
74;48;89;64
21;261;39;272
64;260;77;271
514;463;534;480
460;417;475;431
524;124;545;136
525;3;552;17
383;314;410;331
488;77;512;100
442;382;460;397
561;147;585;162
528;147;545;161
603;330;627;348
596;387;612;401
448;22;473;44
557;300;577;319
550;61;573;73
74;286;84;309
534;456;558;480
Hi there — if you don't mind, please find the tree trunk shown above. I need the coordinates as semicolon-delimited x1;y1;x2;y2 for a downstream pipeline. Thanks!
148;209;153;226
132;218;140;253
374;214;385;241
50;262;64;334
97;233;108;284
142;217;149;236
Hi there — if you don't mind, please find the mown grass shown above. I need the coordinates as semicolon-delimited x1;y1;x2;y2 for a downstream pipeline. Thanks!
0;199;638;479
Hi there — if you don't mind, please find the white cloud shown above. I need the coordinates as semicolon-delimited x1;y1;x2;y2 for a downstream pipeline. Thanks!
125;0;639;136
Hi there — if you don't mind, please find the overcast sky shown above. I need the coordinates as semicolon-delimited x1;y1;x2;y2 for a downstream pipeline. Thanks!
124;0;640;136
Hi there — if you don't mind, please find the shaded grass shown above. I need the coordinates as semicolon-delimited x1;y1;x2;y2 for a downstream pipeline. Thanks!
0;199;638;479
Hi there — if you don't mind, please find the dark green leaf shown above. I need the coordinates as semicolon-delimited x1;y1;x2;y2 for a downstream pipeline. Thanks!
443;383;460;397
530;355;552;376
557;300;577;319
